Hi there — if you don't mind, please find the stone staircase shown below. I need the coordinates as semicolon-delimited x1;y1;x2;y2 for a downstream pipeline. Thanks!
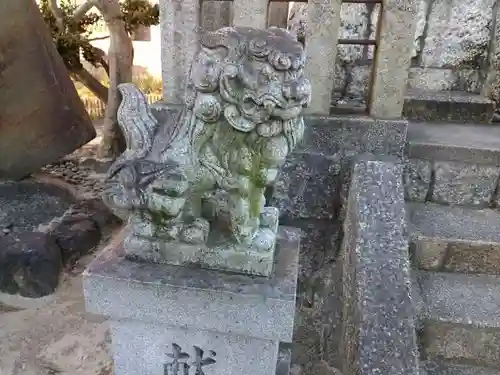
404;89;500;374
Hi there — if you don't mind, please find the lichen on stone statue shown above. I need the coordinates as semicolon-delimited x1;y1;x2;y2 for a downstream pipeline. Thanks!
102;27;311;276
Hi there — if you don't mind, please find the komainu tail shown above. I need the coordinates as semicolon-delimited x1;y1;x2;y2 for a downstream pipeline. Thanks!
107;83;159;179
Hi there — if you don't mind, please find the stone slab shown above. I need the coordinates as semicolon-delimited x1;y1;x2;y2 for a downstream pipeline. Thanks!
302;115;408;158
407;67;481;93
407;121;500;165
418;271;500;368
403;89;494;124
432;161;499;206
408;202;500;273
0;0;95;180
340;157;419;375
422;361;500;375
83;226;300;342
418;271;500;328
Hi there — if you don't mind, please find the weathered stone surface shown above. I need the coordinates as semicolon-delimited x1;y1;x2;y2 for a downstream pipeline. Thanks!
432;161;499;206
422;361;500;375
233;0;268;28
407;121;500;166
419;272;500;368
422;324;500;369
302;116;408;158
267;2;289;28
290;0;498;101
408;202;500;244
410;237;448;270
0;231;62;298
105;27;311;276
408;202;500;274
292;261;343;374
0;181;75;233
67;198;120;231
337;3;379;62
303;0;342;115
444;241;500;274
340;158;419;375
159;0;200;103
271;153;340;221
279;219;340;287
403;89;495;124
83;227;300;375
52;214;101;266
407;67;481;92
200;0;232;31
404;158;432;201
369;0;418;119
0;0;95;180
289;2;380;106
420;0;495;68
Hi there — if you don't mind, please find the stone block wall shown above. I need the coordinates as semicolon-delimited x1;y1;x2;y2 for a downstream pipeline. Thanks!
410;0;498;93
405;158;500;207
271;116;407;287
288;0;499;106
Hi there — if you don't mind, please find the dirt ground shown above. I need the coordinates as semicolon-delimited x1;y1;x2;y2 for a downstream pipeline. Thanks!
0;253;113;375
0;122;117;375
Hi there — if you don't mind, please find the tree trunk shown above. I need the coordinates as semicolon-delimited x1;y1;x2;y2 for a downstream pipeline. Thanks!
93;0;134;159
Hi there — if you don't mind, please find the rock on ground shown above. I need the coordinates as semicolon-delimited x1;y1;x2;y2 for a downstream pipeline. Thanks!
0;255;113;375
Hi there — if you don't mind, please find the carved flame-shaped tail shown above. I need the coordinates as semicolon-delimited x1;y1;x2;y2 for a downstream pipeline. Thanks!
106;83;159;179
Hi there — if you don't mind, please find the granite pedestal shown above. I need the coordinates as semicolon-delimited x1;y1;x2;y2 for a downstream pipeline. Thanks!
83;226;300;375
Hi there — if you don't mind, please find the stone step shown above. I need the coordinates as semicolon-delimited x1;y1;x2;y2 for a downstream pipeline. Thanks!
417;271;500;369
421;361;500;375
407;202;500;274
407;121;500;166
403;89;494;124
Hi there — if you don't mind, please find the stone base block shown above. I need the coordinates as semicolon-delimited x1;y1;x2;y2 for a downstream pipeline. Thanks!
124;207;280;277
110;320;279;375
83;226;300;375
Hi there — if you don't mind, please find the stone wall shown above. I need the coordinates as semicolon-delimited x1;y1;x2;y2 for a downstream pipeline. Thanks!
340;158;418;375
405;158;500;207
270;115;408;373
288;0;499;107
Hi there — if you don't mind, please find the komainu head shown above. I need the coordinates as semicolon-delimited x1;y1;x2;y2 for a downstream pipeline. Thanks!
186;27;311;137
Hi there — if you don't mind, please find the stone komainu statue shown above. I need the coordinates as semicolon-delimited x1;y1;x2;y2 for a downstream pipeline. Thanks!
103;27;311;276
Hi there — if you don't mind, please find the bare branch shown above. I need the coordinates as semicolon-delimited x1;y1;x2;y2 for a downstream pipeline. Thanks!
73;0;98;25
71;68;108;103
49;0;65;31
88;35;110;42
